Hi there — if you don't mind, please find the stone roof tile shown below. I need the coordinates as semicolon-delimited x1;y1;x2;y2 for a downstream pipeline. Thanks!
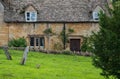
2;0;108;22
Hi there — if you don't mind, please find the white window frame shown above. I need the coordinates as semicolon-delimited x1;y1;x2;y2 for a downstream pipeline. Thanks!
92;12;99;21
25;11;37;22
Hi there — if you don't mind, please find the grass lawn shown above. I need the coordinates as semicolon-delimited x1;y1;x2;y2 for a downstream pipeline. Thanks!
0;49;104;79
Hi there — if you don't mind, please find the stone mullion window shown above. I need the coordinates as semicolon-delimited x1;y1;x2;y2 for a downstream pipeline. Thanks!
30;37;45;48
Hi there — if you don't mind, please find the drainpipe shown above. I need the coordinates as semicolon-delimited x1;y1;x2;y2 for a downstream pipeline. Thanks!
63;23;66;50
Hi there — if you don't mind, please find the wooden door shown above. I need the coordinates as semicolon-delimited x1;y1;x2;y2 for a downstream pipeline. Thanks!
70;39;80;52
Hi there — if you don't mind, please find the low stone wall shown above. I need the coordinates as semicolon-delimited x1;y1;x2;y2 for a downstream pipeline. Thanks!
1;47;92;56
8;47;26;51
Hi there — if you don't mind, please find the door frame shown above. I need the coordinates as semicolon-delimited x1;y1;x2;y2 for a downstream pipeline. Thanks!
70;39;81;52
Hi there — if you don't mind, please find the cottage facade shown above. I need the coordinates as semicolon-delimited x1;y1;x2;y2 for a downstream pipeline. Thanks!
0;0;111;51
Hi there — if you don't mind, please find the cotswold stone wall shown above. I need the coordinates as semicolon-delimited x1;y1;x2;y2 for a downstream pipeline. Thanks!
0;24;9;46
0;22;99;50
0;2;9;46
0;1;100;50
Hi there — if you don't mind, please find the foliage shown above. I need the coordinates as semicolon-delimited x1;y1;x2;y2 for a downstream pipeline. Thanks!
8;37;27;47
81;1;120;79
60;28;74;49
0;49;104;79
60;30;68;46
43;28;53;35
68;28;74;34
81;37;94;52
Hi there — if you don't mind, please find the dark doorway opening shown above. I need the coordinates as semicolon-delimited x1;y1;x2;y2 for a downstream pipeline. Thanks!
70;39;81;52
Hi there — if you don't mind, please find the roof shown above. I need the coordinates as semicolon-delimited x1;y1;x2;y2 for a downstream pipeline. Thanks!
2;0;108;23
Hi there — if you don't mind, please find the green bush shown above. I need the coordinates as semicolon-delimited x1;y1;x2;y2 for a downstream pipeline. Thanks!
8;37;27;47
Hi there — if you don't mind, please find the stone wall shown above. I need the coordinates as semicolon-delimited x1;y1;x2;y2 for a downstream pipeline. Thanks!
0;2;9;46
0;2;99;50
0;21;99;50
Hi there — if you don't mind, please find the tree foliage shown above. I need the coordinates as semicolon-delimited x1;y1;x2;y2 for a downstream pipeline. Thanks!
8;37;27;47
43;28;53;36
60;28;74;49
81;1;120;79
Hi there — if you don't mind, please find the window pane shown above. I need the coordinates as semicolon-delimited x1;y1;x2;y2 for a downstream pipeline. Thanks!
36;38;39;46
25;12;30;21
93;12;99;20
31;12;37;21
94;13;98;17
30;37;34;46
31;12;35;17
27;18;30;20
31;17;35;21
40;37;44;46
27;12;30;17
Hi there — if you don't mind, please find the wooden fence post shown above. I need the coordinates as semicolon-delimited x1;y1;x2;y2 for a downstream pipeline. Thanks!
20;46;29;65
3;47;12;60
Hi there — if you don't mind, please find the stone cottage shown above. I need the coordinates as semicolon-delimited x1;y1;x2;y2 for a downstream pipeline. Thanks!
0;0;111;52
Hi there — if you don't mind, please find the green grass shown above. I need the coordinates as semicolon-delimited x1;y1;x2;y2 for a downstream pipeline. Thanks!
0;49;104;79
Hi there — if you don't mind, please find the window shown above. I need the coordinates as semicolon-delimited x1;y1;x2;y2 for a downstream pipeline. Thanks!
30;37;34;46
92;12;99;21
40;37;44;46
25;11;37;22
36;38;39;46
30;37;44;47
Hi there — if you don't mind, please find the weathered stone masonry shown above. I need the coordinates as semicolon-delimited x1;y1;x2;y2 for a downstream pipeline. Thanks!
0;0;110;51
0;22;99;50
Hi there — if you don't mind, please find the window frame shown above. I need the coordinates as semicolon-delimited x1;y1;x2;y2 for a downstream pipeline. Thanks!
92;12;99;21
29;37;44;47
30;37;34;46
25;11;37;22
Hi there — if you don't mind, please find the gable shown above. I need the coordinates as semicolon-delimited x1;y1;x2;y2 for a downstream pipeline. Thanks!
25;5;37;12
93;6;104;13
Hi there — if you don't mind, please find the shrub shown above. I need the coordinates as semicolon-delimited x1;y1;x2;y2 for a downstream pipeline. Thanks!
8;37;27;47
